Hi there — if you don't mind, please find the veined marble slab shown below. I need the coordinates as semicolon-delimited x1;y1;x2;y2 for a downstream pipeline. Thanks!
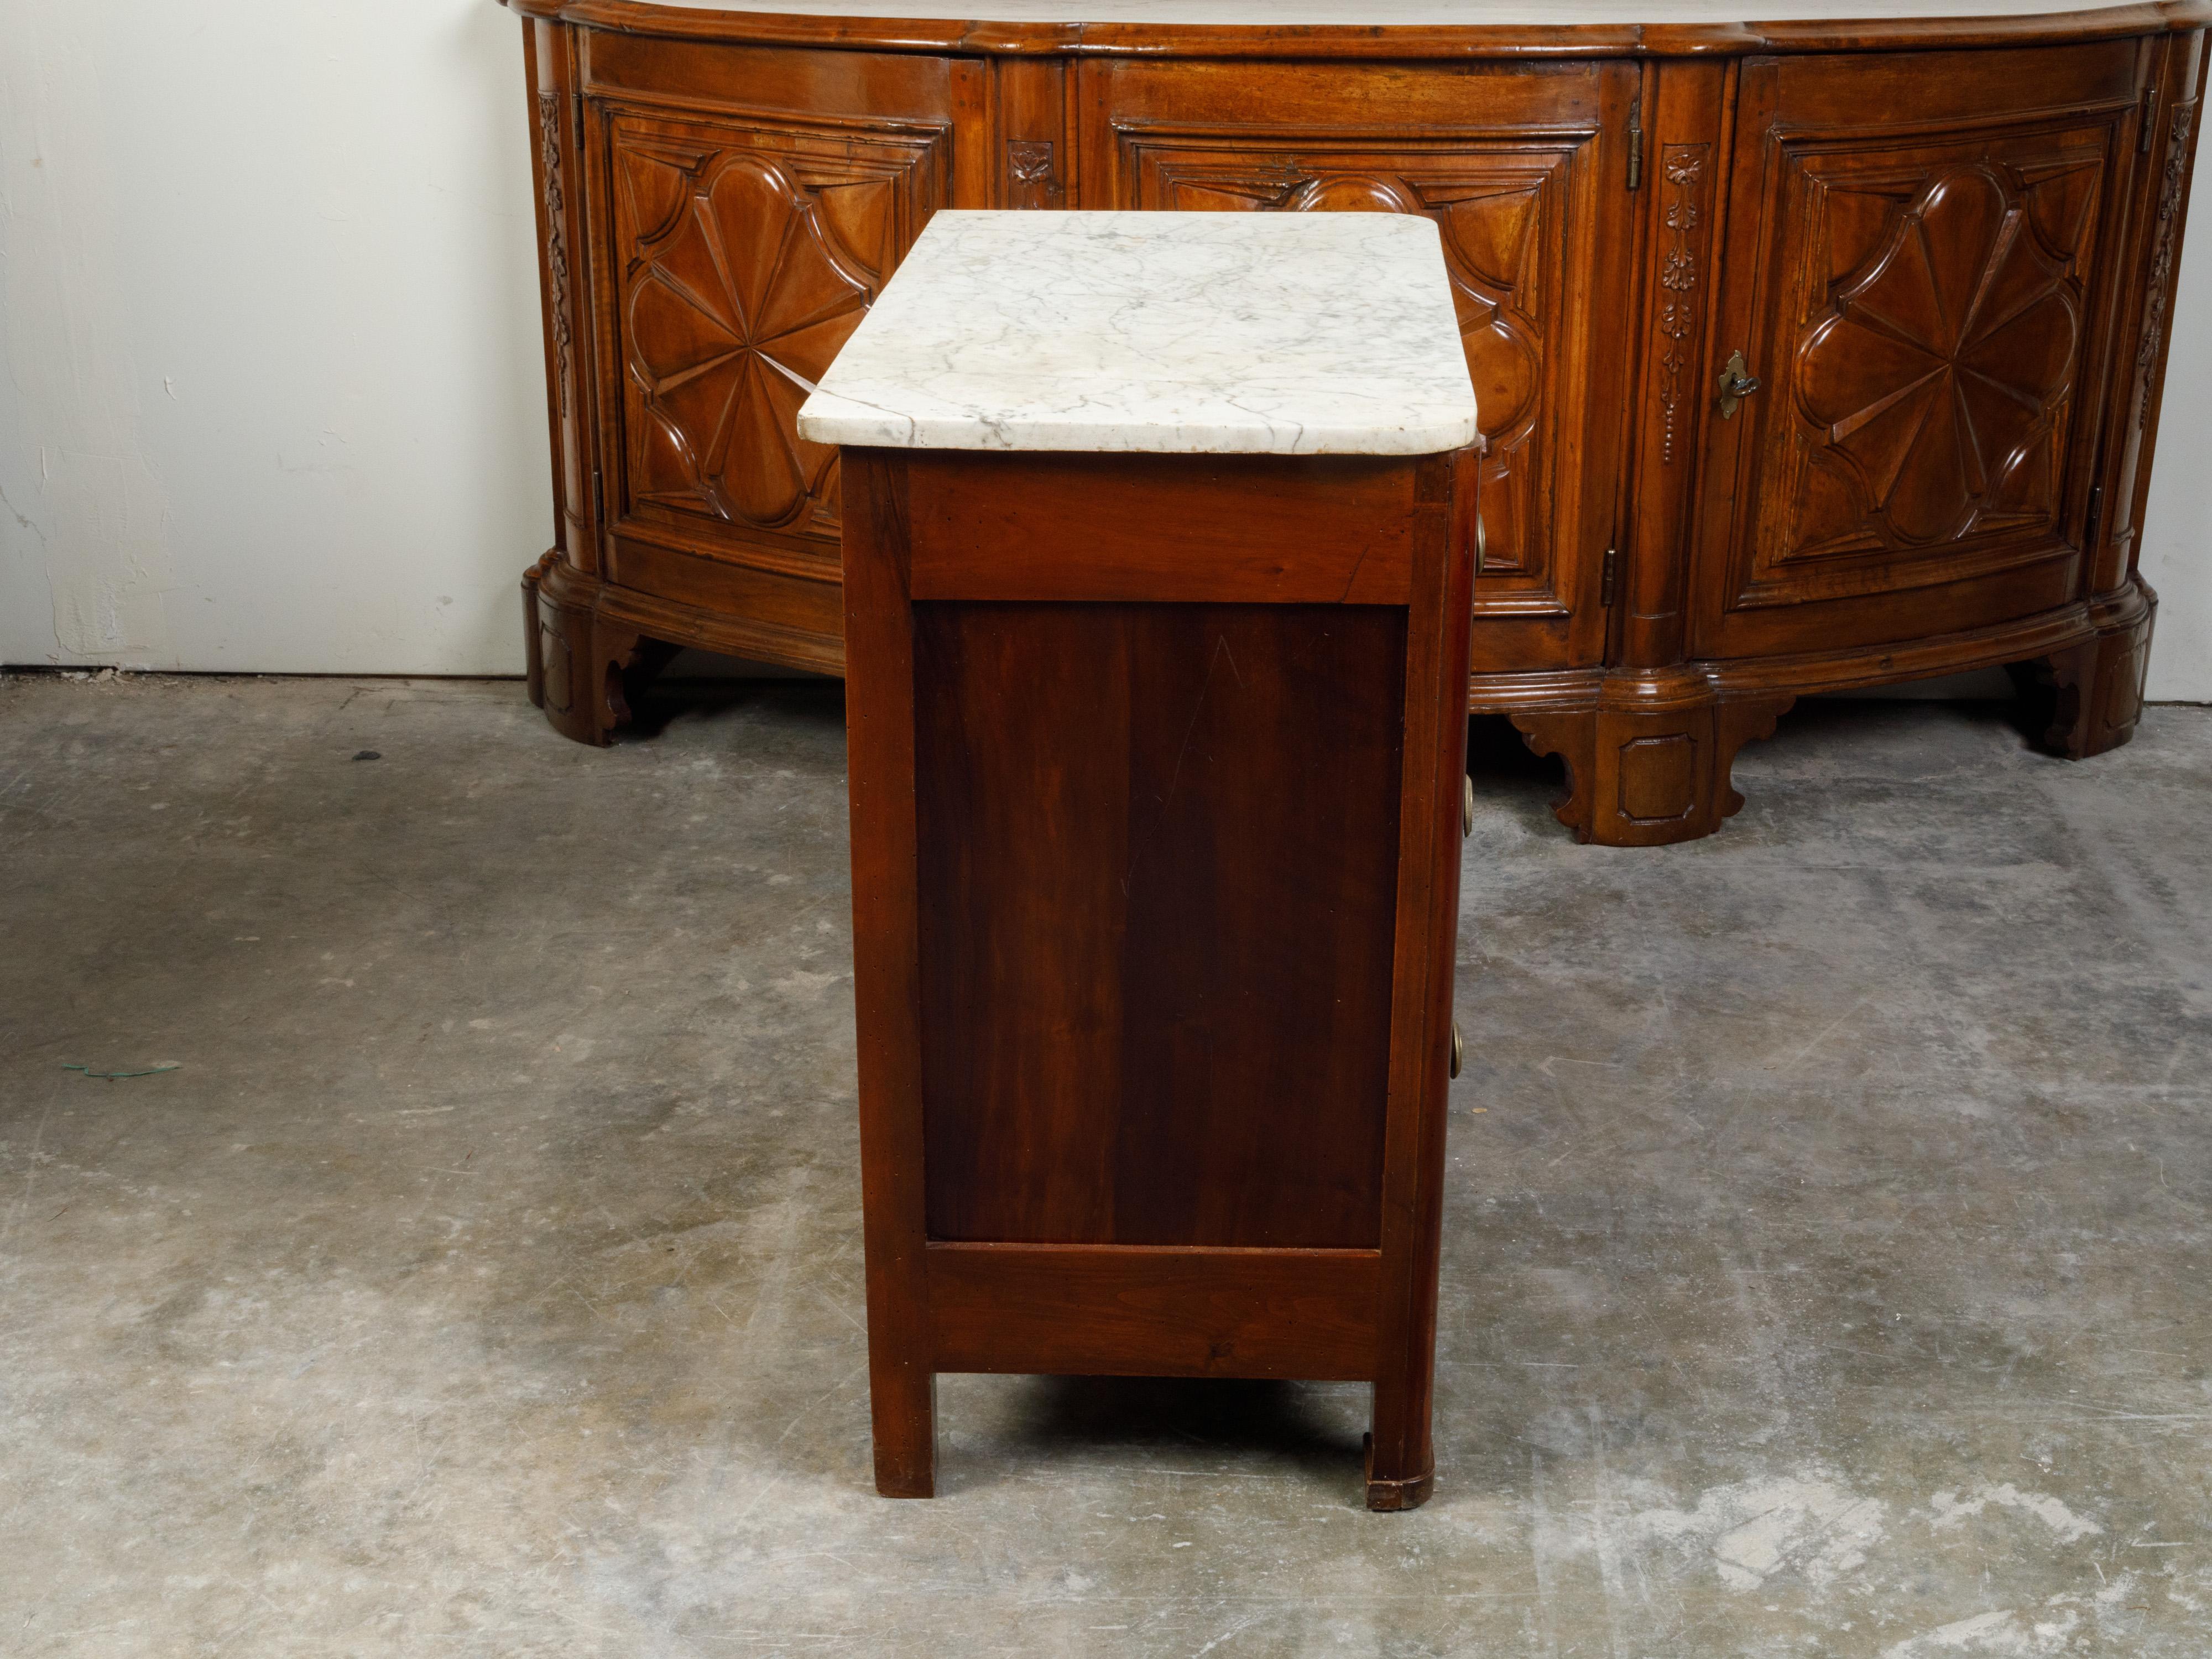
795;212;1480;457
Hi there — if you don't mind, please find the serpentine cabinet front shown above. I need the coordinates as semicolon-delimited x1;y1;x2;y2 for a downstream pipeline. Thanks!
509;6;2208;845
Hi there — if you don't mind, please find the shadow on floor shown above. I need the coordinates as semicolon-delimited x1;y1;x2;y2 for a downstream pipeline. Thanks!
948;1375;1369;1498
620;680;2052;787
1772;693;2046;757
619;672;847;741
1464;713;1568;829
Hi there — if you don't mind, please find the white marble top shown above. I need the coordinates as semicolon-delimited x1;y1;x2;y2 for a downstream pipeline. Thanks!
629;0;2140;22
795;212;1480;456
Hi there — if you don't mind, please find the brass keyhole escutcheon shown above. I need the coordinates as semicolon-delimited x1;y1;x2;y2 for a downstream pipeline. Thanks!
1717;349;1762;419
1449;1022;1463;1079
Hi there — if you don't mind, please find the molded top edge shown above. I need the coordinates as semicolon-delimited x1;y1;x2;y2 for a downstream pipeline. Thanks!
500;0;2212;56
795;212;1482;457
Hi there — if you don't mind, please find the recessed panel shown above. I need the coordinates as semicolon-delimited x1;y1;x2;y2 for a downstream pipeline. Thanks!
914;602;1407;1248
606;108;947;545
1082;55;1639;670
1693;43;2138;659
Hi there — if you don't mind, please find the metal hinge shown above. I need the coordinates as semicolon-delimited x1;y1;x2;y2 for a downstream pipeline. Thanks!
1626;95;1644;191
2141;85;2161;153
2085;484;2104;549
1601;546;1620;604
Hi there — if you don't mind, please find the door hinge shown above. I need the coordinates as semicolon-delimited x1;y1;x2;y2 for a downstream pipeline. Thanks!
1601;546;1620;605
1625;95;1644;191
2141;85;2160;153
2085;484;2104;549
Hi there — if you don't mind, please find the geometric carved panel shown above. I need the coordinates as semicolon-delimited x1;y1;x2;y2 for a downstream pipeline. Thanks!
1742;125;2119;606
1792;165;2089;552
1121;135;1586;610
610;112;947;540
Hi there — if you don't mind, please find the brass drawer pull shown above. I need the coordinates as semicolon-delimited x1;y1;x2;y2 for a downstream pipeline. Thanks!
1449;1022;1463;1079
1463;775;1474;838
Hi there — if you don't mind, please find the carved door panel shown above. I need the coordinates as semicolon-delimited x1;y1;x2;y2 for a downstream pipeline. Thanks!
599;108;950;566
1079;61;1638;672
1691;44;2147;660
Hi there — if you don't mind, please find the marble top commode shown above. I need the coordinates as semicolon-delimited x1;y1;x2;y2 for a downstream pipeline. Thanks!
793;212;1480;458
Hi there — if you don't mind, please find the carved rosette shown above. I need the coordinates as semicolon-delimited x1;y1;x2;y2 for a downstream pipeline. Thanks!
1654;144;1710;465
536;92;575;418
1791;166;2088;551
2135;102;2197;430
1006;139;1058;210
609;113;943;538
625;154;879;529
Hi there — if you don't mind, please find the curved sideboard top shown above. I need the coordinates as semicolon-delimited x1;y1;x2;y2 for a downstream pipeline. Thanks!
507;0;2208;844
500;0;2212;54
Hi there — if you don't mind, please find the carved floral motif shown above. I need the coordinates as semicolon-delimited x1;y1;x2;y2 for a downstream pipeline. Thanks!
1655;145;1709;465
1006;139;1058;210
1008;140;1055;184
536;93;574;418
2135;102;2196;429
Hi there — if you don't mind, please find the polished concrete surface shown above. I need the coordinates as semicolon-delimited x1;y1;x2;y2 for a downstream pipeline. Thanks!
1;671;2207;1657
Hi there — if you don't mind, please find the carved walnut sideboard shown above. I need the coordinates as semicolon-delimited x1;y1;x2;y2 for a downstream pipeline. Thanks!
502;0;2208;844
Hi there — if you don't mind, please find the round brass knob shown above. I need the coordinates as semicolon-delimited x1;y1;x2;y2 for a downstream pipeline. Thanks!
1449;1021;1463;1079
1462;775;1474;838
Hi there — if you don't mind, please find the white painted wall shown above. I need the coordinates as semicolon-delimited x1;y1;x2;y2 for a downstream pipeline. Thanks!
0;2;2206;695
2142;166;2212;701
0;0;549;676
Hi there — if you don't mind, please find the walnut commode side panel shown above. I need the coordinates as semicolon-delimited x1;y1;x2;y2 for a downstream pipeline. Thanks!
841;450;1477;1508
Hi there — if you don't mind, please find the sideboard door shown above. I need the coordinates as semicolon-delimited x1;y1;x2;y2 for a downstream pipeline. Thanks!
1079;60;1639;676
1691;42;2148;662
573;40;987;669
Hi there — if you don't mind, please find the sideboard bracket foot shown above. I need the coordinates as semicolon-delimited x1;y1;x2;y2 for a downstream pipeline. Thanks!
520;552;674;747
2011;582;2156;761
1508;681;1792;847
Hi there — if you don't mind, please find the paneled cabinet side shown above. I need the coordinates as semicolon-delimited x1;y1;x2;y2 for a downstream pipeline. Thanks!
523;18;648;744
2016;27;2208;760
526;20;596;573
2110;28;2208;587
519;19;596;722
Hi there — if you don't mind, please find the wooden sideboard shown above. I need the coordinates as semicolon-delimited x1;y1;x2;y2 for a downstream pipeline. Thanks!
503;0;2208;844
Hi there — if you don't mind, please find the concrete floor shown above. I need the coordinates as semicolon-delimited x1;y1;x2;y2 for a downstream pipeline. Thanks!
1;671;2208;1658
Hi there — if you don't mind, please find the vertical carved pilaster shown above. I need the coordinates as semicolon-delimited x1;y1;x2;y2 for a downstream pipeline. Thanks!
2134;102;2196;430
1654;144;1710;465
538;91;575;418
